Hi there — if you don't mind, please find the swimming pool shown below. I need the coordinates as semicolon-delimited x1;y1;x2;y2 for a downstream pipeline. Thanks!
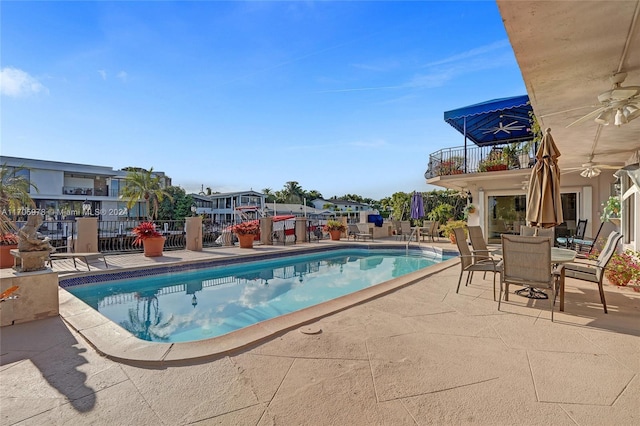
64;248;448;343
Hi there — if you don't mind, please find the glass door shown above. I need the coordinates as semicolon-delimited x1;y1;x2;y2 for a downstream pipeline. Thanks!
486;195;527;243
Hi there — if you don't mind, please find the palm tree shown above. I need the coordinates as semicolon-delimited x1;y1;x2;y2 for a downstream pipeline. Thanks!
120;167;173;220
0;164;38;234
282;181;303;203
262;188;276;203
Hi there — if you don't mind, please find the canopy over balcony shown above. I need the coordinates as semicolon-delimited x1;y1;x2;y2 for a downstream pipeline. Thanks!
444;95;533;146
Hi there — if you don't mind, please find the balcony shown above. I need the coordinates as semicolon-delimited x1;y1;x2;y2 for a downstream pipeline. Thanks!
63;186;108;196
424;142;537;179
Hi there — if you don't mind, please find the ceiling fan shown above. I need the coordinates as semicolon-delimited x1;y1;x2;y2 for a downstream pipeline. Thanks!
563;155;622;178
567;72;640;127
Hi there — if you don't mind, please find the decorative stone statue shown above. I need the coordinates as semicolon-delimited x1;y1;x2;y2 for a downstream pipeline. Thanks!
17;214;54;253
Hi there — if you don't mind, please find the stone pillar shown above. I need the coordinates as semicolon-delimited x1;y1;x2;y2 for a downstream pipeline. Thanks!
260;217;273;245
295;217;308;243
75;217;98;253
185;217;203;251
0;268;59;326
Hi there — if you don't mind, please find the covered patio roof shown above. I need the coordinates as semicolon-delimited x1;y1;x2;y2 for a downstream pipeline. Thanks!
444;95;533;146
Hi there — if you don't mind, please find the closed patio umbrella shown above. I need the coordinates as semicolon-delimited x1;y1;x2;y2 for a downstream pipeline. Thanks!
411;192;425;219
526;128;563;228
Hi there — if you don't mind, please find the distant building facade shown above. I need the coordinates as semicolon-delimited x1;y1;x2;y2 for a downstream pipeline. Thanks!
0;156;170;221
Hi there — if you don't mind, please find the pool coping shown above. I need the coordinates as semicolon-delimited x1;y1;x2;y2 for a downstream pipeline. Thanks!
59;244;459;365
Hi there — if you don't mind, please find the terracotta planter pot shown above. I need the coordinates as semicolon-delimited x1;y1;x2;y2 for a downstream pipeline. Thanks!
142;236;165;257
486;164;508;172
329;230;342;241
0;245;18;268
237;233;255;248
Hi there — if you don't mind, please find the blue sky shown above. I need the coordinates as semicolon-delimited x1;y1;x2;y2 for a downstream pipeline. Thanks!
1;1;526;200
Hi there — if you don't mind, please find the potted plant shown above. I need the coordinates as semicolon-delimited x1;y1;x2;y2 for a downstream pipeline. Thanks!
463;204;476;219
437;156;464;175
600;196;621;224
439;220;467;243
502;143;520;169
605;249;640;286
478;157;509;172
0;233;19;268
323;220;346;241
132;222;165;257
231;221;260;248
517;141;534;168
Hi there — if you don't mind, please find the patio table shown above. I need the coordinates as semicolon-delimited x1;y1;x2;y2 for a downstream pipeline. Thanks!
493;247;576;305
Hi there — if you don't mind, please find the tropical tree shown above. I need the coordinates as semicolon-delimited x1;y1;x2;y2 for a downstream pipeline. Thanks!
262;188;276;203
305;189;323;202
0;164;38;233
157;186;193;221
282;181;304;203
387;192;411;221
121;167;173;220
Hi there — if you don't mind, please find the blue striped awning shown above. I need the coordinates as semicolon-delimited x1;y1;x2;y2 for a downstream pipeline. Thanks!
444;95;533;146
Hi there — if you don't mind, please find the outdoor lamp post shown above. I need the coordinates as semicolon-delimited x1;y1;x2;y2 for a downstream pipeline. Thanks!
191;205;197;217
82;199;92;216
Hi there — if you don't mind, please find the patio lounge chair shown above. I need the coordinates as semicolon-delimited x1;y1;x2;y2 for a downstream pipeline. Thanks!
348;224;373;241
48;252;109;271
499;235;563;321
561;231;622;314
453;227;502;300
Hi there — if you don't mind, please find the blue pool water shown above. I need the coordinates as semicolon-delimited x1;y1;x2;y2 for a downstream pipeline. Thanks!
67;248;445;343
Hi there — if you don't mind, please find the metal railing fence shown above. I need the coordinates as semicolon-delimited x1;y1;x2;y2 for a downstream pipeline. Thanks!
425;142;537;179
15;220;76;252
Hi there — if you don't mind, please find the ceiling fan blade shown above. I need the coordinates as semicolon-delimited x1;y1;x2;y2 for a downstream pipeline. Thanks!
609;86;640;101
539;104;599;118
566;106;607;127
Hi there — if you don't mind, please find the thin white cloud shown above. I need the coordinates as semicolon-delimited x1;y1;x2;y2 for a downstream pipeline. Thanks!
423;39;511;68
98;70;107;80
348;139;388;148
117;71;128;82
0;67;48;97
351;60;399;72
316;39;514;94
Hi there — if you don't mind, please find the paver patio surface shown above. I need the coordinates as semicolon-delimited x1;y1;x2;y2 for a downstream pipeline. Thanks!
1;240;638;425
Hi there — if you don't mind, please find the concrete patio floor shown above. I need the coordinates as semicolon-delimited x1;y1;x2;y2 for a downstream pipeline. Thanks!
1;239;639;425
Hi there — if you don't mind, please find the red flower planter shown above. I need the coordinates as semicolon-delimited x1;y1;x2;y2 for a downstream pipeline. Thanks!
0;245;18;268
237;233;255;248
142;236;165;257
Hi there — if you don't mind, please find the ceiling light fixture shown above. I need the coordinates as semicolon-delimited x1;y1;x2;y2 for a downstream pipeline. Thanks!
594;110;612;125
580;167;601;178
614;108;628;126
623;104;640;121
